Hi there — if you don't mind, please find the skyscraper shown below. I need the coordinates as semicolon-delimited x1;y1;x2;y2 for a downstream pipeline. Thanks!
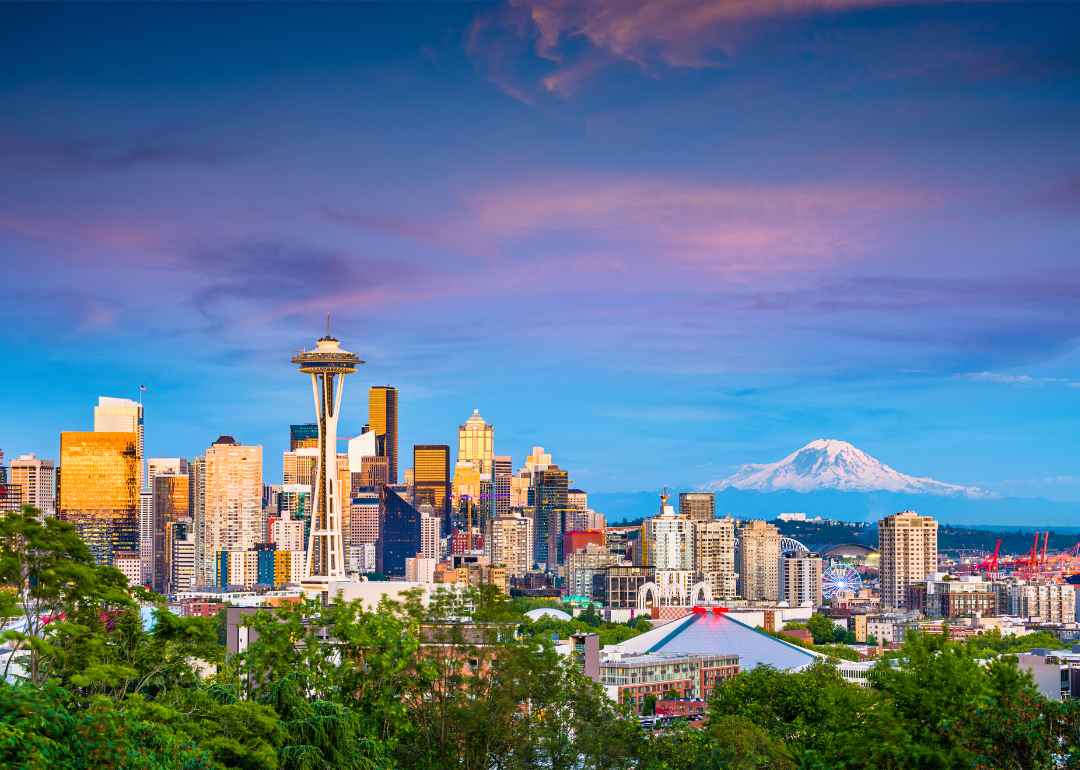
492;455;512;519
147;458;187;489
420;506;441;560
290;423;319;450
94;397;145;487
694;518;737;599
203;436;262;567
369;386;398;484
739;520;782;600
458;409;494;475
378;486;421;577
679;492;715;522
153;472;189;593
414;445;450;527
7;454;55;517
779;550;823;607
283;448;319;486
187;457;207;586
533;465;568;568
59;431;139;566
489;513;533;578
292;331;362;584
879;511;938;611
642;493;694;571
139;486;153;585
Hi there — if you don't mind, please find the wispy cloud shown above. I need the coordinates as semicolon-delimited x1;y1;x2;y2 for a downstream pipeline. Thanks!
0;115;245;174
962;372;1078;387
468;1;864;100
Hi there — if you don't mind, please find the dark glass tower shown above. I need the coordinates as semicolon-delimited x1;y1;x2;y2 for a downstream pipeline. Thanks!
290;423;319;450
533;466;568;568
378;486;422;577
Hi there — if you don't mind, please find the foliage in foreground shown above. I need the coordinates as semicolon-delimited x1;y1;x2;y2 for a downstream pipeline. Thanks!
6;506;1080;770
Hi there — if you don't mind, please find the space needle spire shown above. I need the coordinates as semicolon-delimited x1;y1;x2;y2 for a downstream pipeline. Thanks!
291;319;363;588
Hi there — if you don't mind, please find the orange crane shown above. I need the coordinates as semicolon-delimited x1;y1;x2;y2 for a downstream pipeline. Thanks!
976;539;1002;578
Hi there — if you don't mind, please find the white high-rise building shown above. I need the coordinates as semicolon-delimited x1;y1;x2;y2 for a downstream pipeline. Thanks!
171;523;197;592
420;506;441;560
138;486;153;585
203;436;262;565
879;511;938;611
779;550;823;607
7;454;56;517
94;397;145;487
270;510;305;552
489;513;533;578
642;492;694;571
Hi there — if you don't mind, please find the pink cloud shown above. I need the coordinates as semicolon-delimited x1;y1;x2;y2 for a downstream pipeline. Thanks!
470;1;867;99
445;175;932;286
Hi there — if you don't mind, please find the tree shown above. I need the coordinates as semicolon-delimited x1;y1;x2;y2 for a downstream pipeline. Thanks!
642;693;658;716
704;715;796;770
0;679;215;770
663;688;680;700
709;661;874;761
866;634;879;646
806;613;835;645
580;603;600;628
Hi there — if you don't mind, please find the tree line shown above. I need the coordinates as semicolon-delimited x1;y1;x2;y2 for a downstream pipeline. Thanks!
2;508;1080;769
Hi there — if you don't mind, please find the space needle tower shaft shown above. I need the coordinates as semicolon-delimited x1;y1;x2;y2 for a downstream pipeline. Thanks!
291;316;363;586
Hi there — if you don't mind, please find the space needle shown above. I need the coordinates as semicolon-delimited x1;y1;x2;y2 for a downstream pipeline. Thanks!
291;316;362;589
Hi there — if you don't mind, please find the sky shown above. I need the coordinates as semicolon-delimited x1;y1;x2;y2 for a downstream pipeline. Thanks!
1;2;1079;501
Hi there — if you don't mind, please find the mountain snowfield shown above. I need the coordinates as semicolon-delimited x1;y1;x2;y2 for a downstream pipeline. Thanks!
706;439;999;499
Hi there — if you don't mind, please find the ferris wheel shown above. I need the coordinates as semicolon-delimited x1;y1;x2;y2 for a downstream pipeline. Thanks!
822;564;863;598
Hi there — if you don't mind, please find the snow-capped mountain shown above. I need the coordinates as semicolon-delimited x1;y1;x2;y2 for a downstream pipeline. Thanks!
706;439;998;499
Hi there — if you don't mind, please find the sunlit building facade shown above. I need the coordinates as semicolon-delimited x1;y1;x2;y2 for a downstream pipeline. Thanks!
203;436;262;570
458;409;494;475
369;386;398;484
59;431;140;566
414;444;450;526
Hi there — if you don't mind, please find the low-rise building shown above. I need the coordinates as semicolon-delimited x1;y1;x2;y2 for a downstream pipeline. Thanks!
906;574;997;619
566;543;621;601
996;579;1076;624
599;652;740;712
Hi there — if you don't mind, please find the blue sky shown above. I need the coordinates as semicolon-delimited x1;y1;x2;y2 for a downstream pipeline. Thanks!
1;2;1079;500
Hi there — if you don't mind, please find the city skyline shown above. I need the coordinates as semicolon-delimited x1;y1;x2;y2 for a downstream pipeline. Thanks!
3;4;1080;499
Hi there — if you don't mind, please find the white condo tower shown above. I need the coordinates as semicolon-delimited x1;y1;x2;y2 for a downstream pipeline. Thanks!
291;320;362;587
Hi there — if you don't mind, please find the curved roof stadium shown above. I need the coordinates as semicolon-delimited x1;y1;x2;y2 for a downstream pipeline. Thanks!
821;543;879;558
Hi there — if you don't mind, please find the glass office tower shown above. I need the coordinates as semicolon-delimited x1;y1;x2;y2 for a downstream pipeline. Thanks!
59;431;139;566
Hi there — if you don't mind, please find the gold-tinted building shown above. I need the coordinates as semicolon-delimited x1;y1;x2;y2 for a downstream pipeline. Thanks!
59;431;139;566
458;409;494;475
369;386;398;484
153;473;189;593
414;445;450;525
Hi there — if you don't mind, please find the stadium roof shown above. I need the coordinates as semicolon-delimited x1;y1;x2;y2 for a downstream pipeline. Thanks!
611;611;818;671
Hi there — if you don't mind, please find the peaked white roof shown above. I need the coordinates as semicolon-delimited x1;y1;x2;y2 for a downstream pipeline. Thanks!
614;611;818;671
